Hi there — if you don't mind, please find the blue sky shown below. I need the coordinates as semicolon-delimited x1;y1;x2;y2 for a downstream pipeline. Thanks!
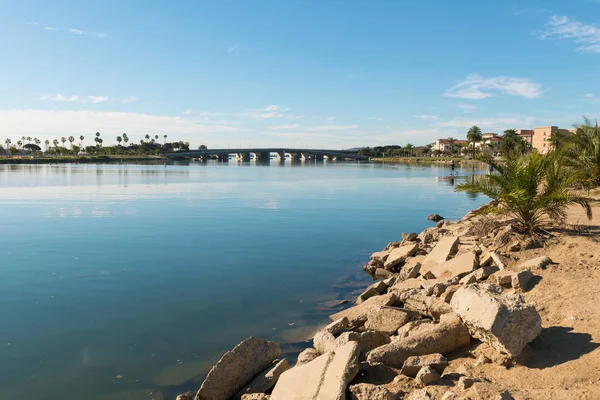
0;0;599;149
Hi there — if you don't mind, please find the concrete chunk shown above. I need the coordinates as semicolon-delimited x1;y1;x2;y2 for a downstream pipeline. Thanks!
415;365;440;386
356;281;387;304
367;313;470;367
349;383;395;400
234;359;289;399
517;256;552;270
296;348;320;366
401;353;448;377
427;251;478;280
384;243;419;270
196;337;280;400
364;307;411;335
512;269;534;291
330;293;397;328
398;259;422;281
424;236;459;265
450;284;542;357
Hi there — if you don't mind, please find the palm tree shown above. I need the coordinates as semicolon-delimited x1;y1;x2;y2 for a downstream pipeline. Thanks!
68;136;75;148
562;117;600;188
500;129;526;157
456;152;592;235
116;136;122;146
467;126;482;158
79;135;84;147
155;135;159;143
447;137;457;155
34;138;41;146
145;134;150;142
61;137;66;147
26;136;32;144
4;138;11;148
405;143;415;157
21;136;26;143
44;139;50;152
53;139;59;148
17;140;22;149
163;134;167;144
122;133;129;147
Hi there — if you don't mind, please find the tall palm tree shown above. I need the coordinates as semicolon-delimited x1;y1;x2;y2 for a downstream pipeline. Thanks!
34;138;41;146
95;132;101;147
163;134;167;144
155;135;159;143
21;136;26;143
17;140;22;149
123;133;129;147
26;136;32;144
68;136;75;148
4;138;11;148
467;126;482;158
447;137;457;155
61;137;66;147
456;152;592;235
79;135;85;147
44;139;50;152
562;117;600;188
53;139;59;148
116;136;122;146
405;143;415;156
145;134;150;142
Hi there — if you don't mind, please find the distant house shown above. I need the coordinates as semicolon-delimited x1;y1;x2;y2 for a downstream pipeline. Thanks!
431;138;468;153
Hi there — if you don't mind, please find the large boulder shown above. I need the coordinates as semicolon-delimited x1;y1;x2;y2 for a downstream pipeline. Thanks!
423;236;459;265
234;359;289;399
195;337;280;400
384;243;419;270
367;313;470;367
296;348;320;366
271;341;360;400
427;213;444;222
364;307;411;335
450;284;542;357
425;251;478;280
349;383;396;400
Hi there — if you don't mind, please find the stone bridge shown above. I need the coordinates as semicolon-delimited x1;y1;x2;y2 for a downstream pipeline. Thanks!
165;148;370;162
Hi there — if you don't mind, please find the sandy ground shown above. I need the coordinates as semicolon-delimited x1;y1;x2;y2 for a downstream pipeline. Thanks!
353;190;600;400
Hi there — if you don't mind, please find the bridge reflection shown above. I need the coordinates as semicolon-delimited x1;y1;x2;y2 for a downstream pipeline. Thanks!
165;148;370;162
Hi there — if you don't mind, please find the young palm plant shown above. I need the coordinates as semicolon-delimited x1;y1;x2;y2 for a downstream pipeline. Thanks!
562;118;600;188
455;152;592;235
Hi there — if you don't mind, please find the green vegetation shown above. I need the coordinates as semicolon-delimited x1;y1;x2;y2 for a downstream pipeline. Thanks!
499;129;528;157
456;152;592;235
357;144;427;158
558;118;600;188
467;125;482;158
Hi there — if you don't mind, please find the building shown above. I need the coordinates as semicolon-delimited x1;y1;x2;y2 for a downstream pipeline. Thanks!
516;129;534;148
532;126;570;154
431;138;468;153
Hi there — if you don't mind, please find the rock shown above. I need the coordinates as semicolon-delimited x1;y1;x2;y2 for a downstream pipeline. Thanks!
457;376;474;390
400;353;448;377
330;293;397;328
356;281;388;304
384;243;420;270
313;317;352;354
364;307;411;335
407;388;434;400
397;319;434;338
418;231;433;245
440;285;460;303
450;284;542;357
234;359;289;399
415;365;440;386
325;317;349;334
383;276;398;287
271;341;360;400
436;220;445;228
371;250;390;265
296;348;320;366
423;236;459;265
349;383;396;400
402;232;419;241
511;269;534;291
367;313;470;367
374;268;394;279
428;213;444;222
517;256;553;270
495;391;515;400
441;391;457;400
176;393;193;400
401;291;453;320
473;354;491;366
490;252;506;269
427;251;478;280
241;394;269;400
459;273;477;285
492;270;513;287
473;265;499;281
398;259;422;281
356;331;392;353
493;225;514;246
363;262;378;275
390;278;423;294
480;252;494;267
196;337;280;400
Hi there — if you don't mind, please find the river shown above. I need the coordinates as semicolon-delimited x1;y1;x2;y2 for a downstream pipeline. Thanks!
0;161;485;399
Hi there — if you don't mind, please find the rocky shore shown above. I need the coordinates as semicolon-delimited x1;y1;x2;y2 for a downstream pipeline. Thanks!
177;195;600;400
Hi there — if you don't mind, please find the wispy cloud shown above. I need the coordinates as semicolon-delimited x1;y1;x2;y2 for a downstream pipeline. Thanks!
307;124;358;131
228;45;240;53
537;15;600;53
584;93;595;98
88;96;109;103
368;117;384;121
68;28;85;35
412;114;438;120
44;26;58;31
95;33;109;39
437;115;540;130
243;105;303;119
326;116;335;121
444;74;542;99
39;94;80;102
270;124;300;130
182;109;192;115
120;96;138;104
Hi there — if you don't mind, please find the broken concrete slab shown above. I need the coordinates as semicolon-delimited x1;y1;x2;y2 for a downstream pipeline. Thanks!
384;243;420;270
517;256;553;270
329;293;397;328
450;284;542;357
196;337;280;400
426;251;478;280
398;259;422;281
400;353;448;377
367;313;470;367
349;383;395;400
355;281;387;304
296;348;320;366
364;307;411;335
423;236;459;265
511;269;534;291
234;359;289;399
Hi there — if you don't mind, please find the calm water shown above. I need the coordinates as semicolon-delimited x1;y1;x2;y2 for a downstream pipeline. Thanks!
0;161;485;400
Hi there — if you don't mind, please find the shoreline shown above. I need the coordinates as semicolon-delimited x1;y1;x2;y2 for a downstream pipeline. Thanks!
181;192;600;400
0;155;166;164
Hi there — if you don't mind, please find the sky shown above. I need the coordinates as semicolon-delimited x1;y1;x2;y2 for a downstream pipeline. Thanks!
0;0;599;149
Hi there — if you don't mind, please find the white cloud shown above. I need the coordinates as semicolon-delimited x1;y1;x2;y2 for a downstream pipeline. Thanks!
120;96;138;104
228;45;239;53
538;15;600;53
182;109;192;115
270;124;300;130
437;115;540;130
368;117;384;121
584;93;595;98
242;105;300;119
39;94;80;102
68;28;85;35
88;96;109;103
95;33;109;38
326;116;335;121
307;124;358;131
0;109;238;136
412;114;439;120
444;74;542;99
44;26;58;31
